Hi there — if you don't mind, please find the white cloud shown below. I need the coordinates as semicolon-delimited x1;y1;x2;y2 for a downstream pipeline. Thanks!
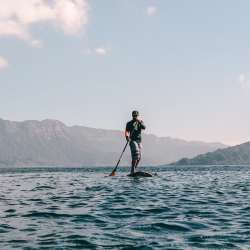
238;74;244;83
238;73;250;89
147;7;157;16
84;46;110;55
95;46;108;55
0;56;9;69
0;0;90;46
30;39;43;48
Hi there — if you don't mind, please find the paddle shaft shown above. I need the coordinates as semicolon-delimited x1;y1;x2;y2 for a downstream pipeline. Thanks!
112;122;138;172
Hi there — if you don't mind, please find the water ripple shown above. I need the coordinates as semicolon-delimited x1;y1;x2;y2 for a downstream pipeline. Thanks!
0;166;250;249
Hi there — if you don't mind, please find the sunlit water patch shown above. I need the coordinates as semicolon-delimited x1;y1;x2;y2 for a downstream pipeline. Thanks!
0;166;250;249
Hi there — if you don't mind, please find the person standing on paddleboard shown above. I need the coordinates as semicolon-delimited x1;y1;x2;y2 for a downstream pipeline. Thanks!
125;111;146;173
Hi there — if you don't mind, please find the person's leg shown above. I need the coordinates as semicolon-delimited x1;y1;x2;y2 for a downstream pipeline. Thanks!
131;158;140;173
134;142;142;170
131;158;138;173
129;141;142;173
135;158;140;168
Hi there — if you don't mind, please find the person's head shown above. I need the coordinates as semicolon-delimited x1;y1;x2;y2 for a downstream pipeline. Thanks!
132;110;139;120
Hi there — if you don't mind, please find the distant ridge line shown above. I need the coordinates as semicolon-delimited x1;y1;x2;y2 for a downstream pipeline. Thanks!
0;118;228;167
169;142;250;165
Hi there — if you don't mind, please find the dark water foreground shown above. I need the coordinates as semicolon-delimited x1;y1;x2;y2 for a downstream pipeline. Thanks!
0;166;250;249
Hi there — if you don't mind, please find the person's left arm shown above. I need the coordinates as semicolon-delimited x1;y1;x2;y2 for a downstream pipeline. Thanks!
136;117;146;130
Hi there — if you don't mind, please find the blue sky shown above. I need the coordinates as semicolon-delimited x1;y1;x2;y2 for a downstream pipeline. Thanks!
1;0;250;145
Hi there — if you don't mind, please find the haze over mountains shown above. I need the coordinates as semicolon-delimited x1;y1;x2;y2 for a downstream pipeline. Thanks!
170;142;250;165
0;118;228;167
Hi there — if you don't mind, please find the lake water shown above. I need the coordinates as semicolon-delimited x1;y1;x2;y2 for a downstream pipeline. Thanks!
0;166;250;249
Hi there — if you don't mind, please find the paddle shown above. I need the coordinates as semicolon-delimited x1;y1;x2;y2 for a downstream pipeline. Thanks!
109;122;137;176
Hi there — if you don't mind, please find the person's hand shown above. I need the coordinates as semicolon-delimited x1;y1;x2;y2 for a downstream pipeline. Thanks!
135;117;141;122
127;137;131;142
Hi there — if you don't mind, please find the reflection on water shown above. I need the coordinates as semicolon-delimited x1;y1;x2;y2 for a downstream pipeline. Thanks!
0;166;249;249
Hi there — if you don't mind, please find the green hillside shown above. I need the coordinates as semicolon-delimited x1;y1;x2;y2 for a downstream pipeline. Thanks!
170;142;250;165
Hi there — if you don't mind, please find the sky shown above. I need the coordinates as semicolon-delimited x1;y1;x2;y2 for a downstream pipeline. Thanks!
1;0;250;146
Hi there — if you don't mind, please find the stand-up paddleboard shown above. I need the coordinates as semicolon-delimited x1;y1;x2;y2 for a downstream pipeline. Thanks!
127;171;153;177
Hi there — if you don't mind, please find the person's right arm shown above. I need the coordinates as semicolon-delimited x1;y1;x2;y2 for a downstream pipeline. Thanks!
125;122;131;141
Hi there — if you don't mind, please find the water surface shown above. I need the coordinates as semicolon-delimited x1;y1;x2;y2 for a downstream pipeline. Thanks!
0;166;249;249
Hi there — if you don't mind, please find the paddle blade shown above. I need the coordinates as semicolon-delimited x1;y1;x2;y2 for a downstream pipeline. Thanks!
109;170;116;177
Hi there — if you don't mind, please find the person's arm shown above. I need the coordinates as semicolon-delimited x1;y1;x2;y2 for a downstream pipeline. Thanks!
135;117;146;130
140;120;146;130
125;123;130;141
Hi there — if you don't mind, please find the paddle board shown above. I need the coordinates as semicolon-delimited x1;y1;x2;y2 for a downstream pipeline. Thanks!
127;171;153;177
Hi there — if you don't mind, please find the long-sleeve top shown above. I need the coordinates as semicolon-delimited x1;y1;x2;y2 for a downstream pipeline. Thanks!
125;119;146;142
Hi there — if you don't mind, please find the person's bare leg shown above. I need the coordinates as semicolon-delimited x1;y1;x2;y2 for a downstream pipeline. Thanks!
135;158;140;168
131;159;138;173
133;158;140;173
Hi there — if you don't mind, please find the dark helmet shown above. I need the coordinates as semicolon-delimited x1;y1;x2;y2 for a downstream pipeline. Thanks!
132;110;139;116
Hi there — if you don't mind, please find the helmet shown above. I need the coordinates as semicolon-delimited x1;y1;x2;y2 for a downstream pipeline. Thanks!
132;110;139;116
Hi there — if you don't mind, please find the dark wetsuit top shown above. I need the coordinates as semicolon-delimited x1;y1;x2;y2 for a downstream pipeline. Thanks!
125;120;146;142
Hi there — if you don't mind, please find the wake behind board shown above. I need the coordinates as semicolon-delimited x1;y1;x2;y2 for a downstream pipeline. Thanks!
127;171;153;177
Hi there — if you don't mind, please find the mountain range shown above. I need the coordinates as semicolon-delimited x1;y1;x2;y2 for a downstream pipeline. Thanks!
0;118;228;167
170;142;250;165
